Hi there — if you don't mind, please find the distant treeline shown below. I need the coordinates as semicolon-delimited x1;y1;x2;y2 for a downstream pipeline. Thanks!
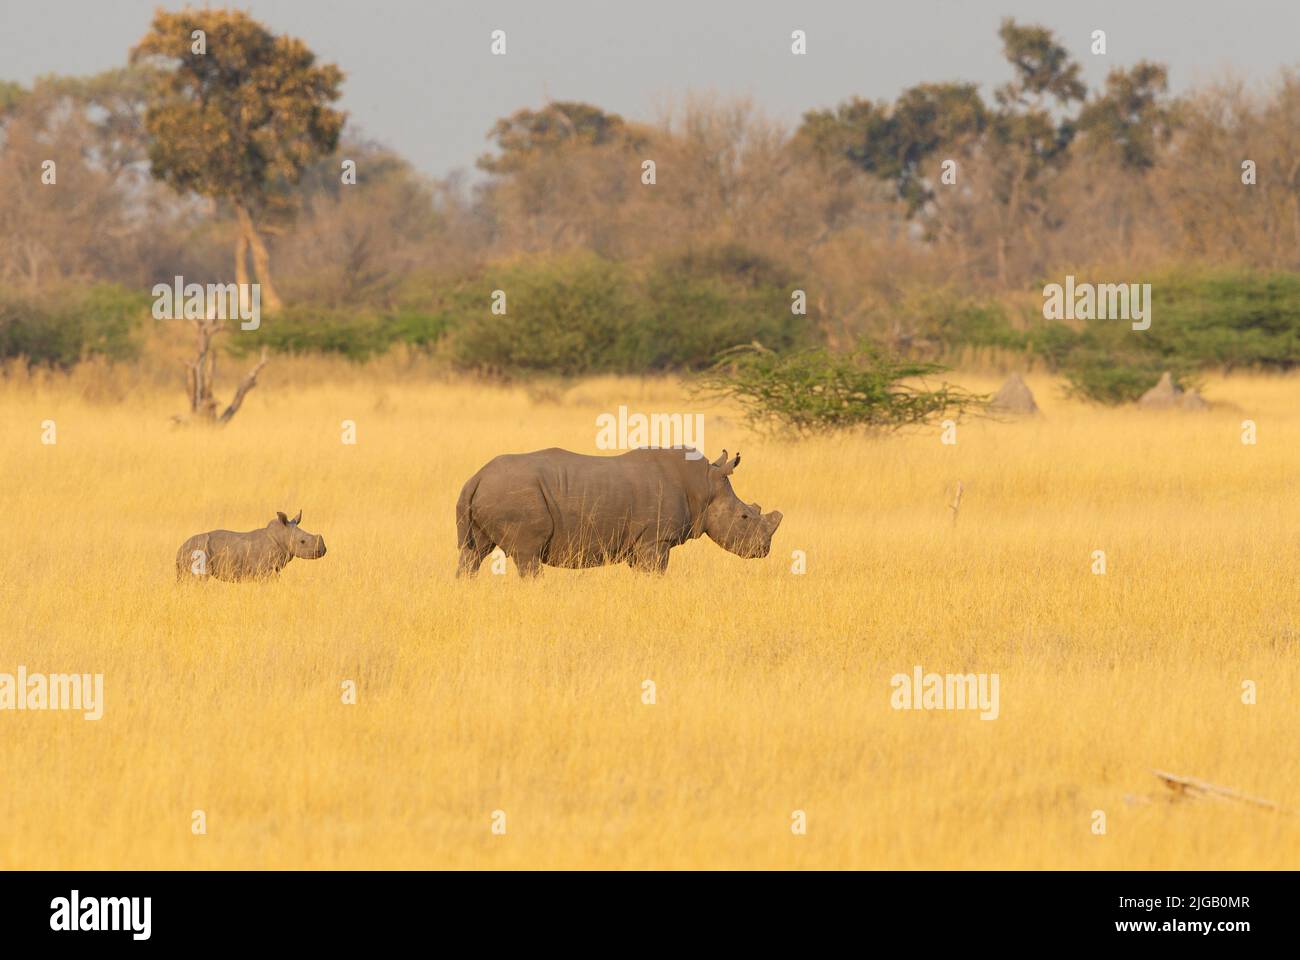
2;14;1300;400
7;264;1300;404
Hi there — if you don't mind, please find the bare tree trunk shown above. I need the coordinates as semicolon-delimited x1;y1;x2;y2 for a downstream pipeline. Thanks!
235;220;251;315
234;202;284;313
999;186;1019;288
1289;159;1300;265
187;318;222;420
182;319;267;427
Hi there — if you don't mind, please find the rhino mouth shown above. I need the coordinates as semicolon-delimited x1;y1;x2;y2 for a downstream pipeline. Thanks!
752;512;782;557
728;511;782;558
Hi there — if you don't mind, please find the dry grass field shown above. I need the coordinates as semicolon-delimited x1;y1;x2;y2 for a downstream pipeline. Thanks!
2;361;1299;869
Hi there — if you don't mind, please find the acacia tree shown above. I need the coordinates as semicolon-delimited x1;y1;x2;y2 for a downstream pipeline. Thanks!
1077;62;1175;172
131;9;345;312
796;83;986;215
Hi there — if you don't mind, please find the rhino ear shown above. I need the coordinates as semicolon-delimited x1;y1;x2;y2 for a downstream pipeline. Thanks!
291;510;302;525
710;449;729;468
717;452;740;477
276;511;289;525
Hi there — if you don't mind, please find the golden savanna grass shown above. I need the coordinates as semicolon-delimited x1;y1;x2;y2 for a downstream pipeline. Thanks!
2;361;1299;869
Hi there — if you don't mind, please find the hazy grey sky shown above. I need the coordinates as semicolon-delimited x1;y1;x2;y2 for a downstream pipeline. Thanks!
4;1;1298;179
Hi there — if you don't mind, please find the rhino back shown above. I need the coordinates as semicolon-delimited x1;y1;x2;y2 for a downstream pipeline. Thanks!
205;528;287;580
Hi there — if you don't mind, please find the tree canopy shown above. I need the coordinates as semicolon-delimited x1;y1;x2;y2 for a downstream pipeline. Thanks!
131;9;345;309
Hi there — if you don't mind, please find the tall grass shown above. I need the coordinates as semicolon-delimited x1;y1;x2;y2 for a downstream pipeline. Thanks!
1;366;1298;868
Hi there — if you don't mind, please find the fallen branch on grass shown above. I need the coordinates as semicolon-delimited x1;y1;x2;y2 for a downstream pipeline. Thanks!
1151;769;1291;814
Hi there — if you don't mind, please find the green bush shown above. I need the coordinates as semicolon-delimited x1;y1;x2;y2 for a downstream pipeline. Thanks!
1058;351;1200;405
234;303;396;360
1138;270;1300;369
928;297;1028;352
386;306;451;350
445;254;635;376
694;341;986;434
908;271;1300;403
0;284;146;367
231;302;450;361
1023;269;1298;403
444;248;809;376
1026;321;1080;369
632;251;806;369
180;244;809;373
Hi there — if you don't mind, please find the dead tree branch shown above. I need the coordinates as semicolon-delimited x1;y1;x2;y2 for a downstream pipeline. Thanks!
217;347;269;425
179;309;267;426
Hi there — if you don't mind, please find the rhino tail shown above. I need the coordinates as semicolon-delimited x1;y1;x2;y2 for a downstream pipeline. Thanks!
456;471;498;578
176;534;208;582
456;472;484;551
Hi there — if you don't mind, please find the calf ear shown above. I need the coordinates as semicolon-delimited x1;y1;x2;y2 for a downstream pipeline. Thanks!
291;510;302;525
276;512;289;525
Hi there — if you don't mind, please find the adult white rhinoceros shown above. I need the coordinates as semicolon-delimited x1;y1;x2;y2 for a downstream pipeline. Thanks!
455;448;782;576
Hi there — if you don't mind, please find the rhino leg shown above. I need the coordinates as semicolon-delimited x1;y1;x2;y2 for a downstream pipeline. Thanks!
629;542;671;574
176;536;210;583
456;536;494;578
511;551;543;578
490;515;550;579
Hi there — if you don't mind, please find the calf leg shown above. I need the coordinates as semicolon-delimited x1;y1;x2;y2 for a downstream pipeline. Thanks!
176;539;210;582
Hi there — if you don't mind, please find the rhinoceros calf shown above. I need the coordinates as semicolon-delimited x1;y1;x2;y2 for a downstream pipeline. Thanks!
176;511;327;582
455;447;782;576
